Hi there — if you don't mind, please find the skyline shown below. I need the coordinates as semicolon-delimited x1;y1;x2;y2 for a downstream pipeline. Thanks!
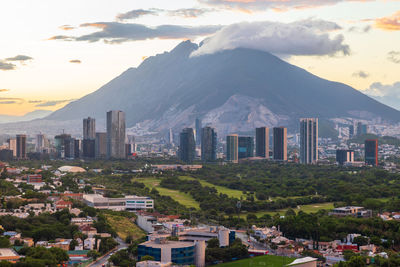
0;0;399;116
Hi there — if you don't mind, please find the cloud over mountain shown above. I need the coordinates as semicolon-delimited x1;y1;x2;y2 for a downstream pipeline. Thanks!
49;22;222;44
192;19;349;57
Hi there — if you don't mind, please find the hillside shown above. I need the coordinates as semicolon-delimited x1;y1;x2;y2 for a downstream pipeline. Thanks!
44;40;400;136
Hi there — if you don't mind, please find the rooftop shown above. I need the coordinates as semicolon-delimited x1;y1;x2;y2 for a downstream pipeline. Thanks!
140;240;195;249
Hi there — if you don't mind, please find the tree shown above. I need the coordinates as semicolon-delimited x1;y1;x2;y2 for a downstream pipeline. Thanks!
207;238;219;249
88;250;101;260
69;239;79;250
99;237;118;254
0;237;10;248
353;236;368;247
140;255;155;261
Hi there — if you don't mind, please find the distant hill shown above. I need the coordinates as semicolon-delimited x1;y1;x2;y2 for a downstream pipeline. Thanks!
40;40;400;136
0;110;52;124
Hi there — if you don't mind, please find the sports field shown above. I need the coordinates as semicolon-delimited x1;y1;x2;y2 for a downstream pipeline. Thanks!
179;176;245;198
133;177;200;209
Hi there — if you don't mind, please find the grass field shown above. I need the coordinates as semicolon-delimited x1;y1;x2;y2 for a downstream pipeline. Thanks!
244;202;335;218
133;177;200;209
214;255;294;267
104;214;146;240
179;176;245;199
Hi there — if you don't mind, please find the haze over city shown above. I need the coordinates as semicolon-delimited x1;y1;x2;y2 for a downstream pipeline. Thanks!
0;0;399;116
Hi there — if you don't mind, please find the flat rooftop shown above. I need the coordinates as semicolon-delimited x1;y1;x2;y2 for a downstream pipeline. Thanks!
141;240;194;249
0;248;19;257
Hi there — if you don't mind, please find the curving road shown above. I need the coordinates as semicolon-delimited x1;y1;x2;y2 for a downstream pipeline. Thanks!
89;237;128;267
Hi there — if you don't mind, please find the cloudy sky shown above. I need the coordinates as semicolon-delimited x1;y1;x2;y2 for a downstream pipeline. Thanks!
0;0;399;115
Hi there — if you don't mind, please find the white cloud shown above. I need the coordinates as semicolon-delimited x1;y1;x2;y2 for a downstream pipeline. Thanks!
363;82;400;110
191;19;349;57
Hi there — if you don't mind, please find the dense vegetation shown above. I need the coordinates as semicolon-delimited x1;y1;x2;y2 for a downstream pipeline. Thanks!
0;210;78;242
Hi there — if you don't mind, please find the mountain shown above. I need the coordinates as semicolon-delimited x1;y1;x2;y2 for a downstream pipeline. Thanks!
0;110;52;123
47;41;400;136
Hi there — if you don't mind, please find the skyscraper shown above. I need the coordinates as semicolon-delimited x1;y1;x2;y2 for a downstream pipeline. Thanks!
83;117;96;140
238;137;254;159
336;149;354;165
255;127;269;158
83;117;96;158
7;138;16;157
195;118;202;146
300;118;318;164
106;111;126;159
74;139;81;159
179;128;196;163
201;127;217;162
365;139;378;166
55;134;71;158
95;132;107;159
226;134;238;163
168;128;174;145
35;134;47;153
273;127;287;161
16;134;26;159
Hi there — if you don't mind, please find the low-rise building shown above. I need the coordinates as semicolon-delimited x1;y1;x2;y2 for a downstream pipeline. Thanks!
329;206;372;218
83;194;154;211
0;248;20;262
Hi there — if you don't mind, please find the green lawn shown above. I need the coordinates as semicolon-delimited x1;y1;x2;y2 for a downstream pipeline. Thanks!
104;214;146;240
213;255;294;267
133;177;200;209
179;176;245;199
244;202;335;218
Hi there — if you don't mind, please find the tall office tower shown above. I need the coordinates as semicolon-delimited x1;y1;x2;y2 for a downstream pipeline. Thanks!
201;127;217;161
179;128;196;163
300;118;319;164
226;134;239;163
348;125;354;138
255;127;269;158
74;139;81;159
16;134;27;159
195;118;202;146
238;137;254;159
356;122;368;136
8;138;17;157
64;136;75;159
168;128;174;145
95;132;107;159
106;110;126;159
273;127;287;161
365;139;378;166
336;149;354;165
54;134;70;158
82;139;95;158
83;117;96;140
82;117;96;158
35;134;47;153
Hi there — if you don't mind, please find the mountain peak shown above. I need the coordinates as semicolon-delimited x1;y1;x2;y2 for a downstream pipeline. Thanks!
170;40;198;55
